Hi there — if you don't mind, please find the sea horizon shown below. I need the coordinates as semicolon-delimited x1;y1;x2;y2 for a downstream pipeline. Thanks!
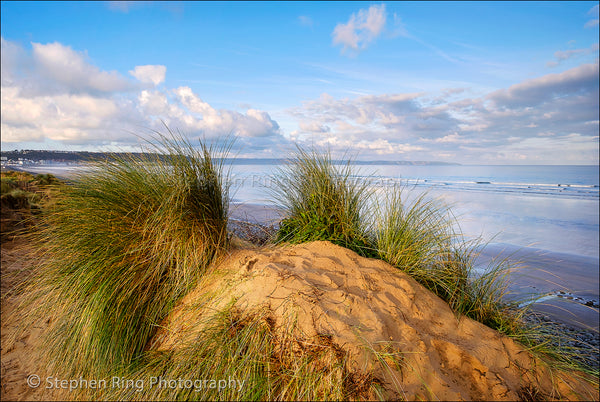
3;150;600;167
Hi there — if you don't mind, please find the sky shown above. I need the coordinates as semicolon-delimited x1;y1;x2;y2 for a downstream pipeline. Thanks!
1;1;598;164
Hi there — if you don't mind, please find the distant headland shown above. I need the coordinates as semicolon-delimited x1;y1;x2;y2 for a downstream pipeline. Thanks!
0;150;460;166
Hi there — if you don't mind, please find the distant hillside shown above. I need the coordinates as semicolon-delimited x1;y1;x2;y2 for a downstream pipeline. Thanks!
1;150;459;166
1;150;160;163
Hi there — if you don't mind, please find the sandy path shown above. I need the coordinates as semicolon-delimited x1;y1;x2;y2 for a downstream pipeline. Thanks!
1;237;60;401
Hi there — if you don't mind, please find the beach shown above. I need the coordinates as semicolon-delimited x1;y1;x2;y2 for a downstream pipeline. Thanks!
3;2;599;399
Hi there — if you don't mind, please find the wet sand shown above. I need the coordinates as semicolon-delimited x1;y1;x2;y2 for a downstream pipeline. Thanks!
476;244;599;332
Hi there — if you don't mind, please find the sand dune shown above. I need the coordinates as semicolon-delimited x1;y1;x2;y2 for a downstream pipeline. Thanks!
2;239;598;401
153;241;599;401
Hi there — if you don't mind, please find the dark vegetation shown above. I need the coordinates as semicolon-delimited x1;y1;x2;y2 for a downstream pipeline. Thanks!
1;149;459;165
1;170;63;239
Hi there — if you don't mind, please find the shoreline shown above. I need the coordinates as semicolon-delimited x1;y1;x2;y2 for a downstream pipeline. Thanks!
476;243;599;332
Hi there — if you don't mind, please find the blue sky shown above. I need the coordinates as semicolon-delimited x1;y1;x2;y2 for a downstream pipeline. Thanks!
1;1;598;164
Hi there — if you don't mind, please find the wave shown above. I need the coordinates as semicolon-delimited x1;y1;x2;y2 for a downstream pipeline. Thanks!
366;176;600;200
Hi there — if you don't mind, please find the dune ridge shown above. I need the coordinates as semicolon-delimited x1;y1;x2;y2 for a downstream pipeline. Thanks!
152;241;598;401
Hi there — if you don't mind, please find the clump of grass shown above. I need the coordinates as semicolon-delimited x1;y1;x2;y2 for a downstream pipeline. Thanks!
1;171;39;208
19;130;231;379
372;187;455;273
0;170;36;187
33;172;62;186
0;188;38;209
0;171;61;205
1;176;18;194
271;146;374;257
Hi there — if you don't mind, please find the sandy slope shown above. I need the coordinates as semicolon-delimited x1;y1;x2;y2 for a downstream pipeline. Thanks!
154;241;599;401
2;239;598;401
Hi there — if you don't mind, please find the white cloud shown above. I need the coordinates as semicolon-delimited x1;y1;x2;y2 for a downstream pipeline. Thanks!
585;19;599;28
428;133;474;144
32;41;132;93
129;65;166;86
488;62;599;108
172;86;280;137
298;15;313;27
585;5;599;28
555;48;588;60
1;86;126;143
138;90;170;115
299;121;330;133
1;38;283;150
332;4;387;53
546;43;599;67
333;6;458;64
287;62;599;163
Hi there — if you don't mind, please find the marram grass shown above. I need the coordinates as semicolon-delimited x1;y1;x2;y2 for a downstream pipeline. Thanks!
272;147;516;334
19;132;231;379
372;185;456;275
271;146;375;257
